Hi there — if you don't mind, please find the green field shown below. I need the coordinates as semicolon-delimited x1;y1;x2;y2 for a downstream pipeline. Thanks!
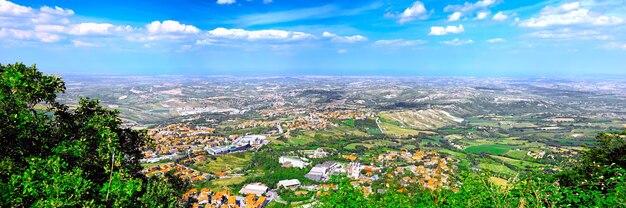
344;140;396;150
505;150;528;160
343;119;355;127
192;152;252;174
204;176;248;191
438;149;467;158
367;128;383;134
478;163;517;176
465;144;511;155
491;155;545;169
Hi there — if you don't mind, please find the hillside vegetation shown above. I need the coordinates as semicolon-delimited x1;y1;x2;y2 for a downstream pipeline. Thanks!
380;109;463;130
2;63;625;207
0;63;186;207
318;130;626;207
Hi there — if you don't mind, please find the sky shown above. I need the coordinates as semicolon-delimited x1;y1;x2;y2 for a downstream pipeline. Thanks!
0;0;625;76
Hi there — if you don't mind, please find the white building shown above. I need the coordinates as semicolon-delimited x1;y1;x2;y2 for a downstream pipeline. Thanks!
277;179;301;190
239;183;268;196
279;156;309;168
232;135;266;147
305;166;329;182
347;162;361;179
309;148;328;158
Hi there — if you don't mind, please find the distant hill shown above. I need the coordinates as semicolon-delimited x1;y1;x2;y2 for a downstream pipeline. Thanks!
380;109;463;130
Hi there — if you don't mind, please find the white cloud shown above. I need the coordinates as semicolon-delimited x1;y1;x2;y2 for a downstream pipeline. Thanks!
68;23;116;35
337;49;348;54
0;0;137;45
194;39;217;46
442;38;474;46
34;25;66;33
397;1;429;24
0;0;33;16
147;20;199;34
217;0;236;5
448;12;462;21
541;2;582;15
263;0;272;4
492;11;508;21
0;28;62;42
444;0;497;13
0;0;351;49
528;28;610;40
476;11;490;20
72;39;100;47
443;0;498;22
35;32;61;42
206;28;316;41
604;42;626;50
322;32;367;43
519;1;623;27
7;29;34;39
40;6;74;16
486;38;505;43
429;24;464;36
374;39;426;47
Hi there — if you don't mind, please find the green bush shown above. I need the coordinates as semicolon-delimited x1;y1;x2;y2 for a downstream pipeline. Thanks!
0;63;183;207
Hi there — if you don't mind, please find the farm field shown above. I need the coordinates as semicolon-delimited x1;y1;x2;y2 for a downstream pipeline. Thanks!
465;144;512;155
491;155;545;169
192;152;252;174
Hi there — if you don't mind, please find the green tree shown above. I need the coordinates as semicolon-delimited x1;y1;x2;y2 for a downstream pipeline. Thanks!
318;176;368;208
0;62;182;207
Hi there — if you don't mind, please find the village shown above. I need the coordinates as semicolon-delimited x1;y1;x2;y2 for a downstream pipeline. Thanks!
142;122;458;208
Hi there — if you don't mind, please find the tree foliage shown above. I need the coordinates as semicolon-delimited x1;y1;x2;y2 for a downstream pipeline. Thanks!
0;62;182;207
318;131;626;207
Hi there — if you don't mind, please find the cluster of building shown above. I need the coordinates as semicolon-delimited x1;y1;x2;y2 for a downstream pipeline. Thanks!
236;109;377;133
305;161;345;182
145;124;227;160
143;123;268;161
205;135;268;155
528;146;579;160
141;163;212;183
377;150;455;190
183;188;268;208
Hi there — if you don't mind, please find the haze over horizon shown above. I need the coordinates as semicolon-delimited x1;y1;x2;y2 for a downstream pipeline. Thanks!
1;0;626;76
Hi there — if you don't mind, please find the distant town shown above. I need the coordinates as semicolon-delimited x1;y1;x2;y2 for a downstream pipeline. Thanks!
56;76;626;207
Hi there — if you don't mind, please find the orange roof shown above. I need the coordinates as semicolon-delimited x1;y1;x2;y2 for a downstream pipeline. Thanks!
343;155;358;162
254;196;266;207
186;188;198;194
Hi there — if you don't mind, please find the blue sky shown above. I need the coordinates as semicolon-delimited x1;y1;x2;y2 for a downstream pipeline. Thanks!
1;0;625;76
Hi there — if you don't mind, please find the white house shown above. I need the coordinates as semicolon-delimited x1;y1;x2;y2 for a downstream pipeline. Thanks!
277;179;301;190
239;183;268;196
305;166;329;182
279;156;309;168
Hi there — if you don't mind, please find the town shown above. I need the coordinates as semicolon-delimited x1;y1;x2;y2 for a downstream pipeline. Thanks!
57;75;626;207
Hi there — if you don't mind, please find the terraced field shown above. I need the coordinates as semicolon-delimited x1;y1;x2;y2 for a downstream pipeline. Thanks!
378;122;421;137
